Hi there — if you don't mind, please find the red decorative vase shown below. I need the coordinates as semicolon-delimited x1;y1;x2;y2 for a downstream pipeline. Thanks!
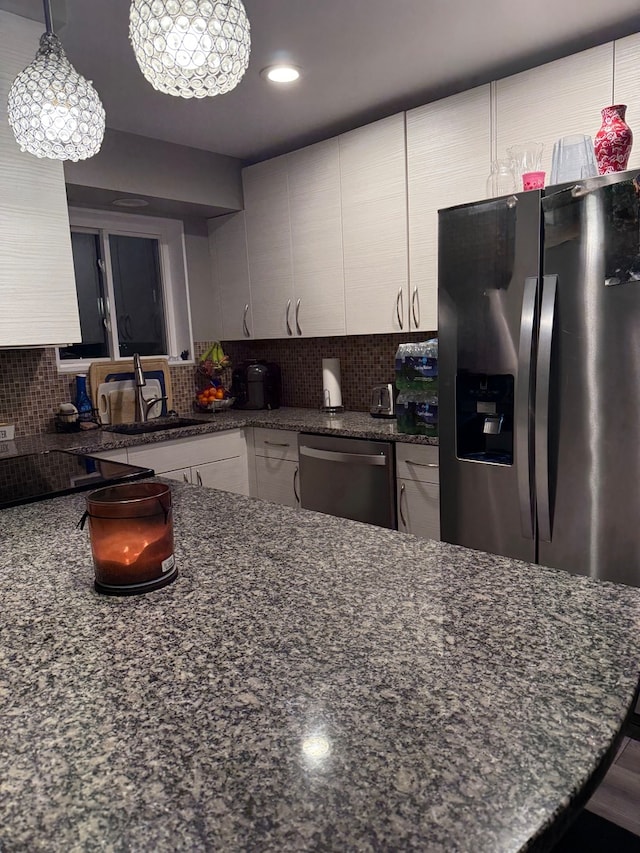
594;104;633;174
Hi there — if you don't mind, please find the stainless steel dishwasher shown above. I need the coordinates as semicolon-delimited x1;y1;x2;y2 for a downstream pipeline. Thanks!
298;433;396;528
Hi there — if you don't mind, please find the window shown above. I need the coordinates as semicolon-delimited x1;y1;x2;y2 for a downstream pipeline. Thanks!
58;208;193;371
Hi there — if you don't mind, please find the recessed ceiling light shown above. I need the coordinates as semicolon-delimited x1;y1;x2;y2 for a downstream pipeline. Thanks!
261;65;301;84
111;198;149;208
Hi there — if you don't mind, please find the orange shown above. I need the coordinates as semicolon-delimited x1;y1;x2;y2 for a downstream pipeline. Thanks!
214;387;225;399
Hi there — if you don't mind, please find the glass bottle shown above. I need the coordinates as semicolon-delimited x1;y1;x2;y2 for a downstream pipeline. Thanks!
486;160;516;198
75;374;93;422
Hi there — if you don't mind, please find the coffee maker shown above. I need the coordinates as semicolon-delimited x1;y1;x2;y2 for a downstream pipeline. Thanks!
231;361;281;410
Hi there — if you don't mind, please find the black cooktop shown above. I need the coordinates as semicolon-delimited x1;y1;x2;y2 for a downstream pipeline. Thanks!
0;450;154;510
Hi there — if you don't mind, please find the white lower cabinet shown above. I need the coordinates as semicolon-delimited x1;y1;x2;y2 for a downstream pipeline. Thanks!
396;442;440;540
252;427;300;508
126;430;249;496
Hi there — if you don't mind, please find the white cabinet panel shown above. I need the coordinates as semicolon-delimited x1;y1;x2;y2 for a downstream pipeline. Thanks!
0;11;80;347
89;449;129;464
407;86;491;331
612;34;640;171
255;456;299;508
340;114;408;335
194;457;249;495
397;478;440;540
208;212;252;340
495;44;613;184
288;138;345;337
243;157;294;339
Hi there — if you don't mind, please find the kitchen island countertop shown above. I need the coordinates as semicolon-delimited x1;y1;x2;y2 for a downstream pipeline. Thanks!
2;407;437;459
0;481;639;851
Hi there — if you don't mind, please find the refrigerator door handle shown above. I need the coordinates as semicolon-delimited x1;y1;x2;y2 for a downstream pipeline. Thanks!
535;274;558;543
516;275;538;540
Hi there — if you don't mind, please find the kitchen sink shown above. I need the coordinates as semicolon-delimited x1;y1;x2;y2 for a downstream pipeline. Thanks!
104;417;204;436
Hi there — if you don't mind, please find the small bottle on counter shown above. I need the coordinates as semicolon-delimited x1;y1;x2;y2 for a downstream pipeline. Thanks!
75;374;93;422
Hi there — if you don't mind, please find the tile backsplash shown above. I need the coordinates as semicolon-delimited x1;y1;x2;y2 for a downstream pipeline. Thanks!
223;332;433;411
1;332;434;437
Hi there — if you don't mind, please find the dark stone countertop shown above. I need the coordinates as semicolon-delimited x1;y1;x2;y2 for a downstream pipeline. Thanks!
1;408;437;459
0;481;638;851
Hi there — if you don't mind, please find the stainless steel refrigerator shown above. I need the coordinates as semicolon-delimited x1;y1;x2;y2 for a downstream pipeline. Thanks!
438;169;640;588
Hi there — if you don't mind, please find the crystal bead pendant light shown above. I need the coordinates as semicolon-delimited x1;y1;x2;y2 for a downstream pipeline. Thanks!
129;0;251;99
7;0;105;162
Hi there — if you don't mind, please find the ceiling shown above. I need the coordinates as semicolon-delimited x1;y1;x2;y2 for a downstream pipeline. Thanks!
16;0;640;163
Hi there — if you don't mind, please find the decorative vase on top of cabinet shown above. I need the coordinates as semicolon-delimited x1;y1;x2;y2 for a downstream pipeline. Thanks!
594;104;633;174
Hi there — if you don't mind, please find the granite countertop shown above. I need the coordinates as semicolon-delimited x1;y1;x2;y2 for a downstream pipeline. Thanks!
2;408;438;459
1;482;639;851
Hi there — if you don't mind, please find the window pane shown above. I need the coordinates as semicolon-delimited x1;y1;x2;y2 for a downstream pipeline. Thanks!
109;235;167;358
60;232;109;360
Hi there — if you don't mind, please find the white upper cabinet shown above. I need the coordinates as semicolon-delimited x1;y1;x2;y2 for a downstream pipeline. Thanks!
287;138;345;337
495;44;614;184
612;33;640;170
243;156;294;339
208;211;252;339
340;113;408;335
0;11;80;347
212;37;622;343
406;85;491;332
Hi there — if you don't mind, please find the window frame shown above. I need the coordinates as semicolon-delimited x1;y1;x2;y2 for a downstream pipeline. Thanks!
57;207;194;374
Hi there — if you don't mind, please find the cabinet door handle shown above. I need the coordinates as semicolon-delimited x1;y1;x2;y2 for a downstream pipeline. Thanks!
295;298;302;335
300;446;387;466
286;299;292;336
293;465;300;504
411;287;420;328
264;441;290;447
243;304;251;337
406;460;439;468
396;288;404;330
183;472;189;483
196;471;203;486
399;482;407;528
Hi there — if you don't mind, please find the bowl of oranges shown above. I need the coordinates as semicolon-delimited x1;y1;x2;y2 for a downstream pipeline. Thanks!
194;385;235;412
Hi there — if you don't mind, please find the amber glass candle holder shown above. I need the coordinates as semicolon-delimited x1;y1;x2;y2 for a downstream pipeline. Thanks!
85;482;176;595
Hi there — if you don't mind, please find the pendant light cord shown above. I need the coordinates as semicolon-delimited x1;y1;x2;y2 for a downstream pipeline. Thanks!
43;0;54;34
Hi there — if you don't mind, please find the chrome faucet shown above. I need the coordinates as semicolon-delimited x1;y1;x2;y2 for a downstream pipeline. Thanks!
133;353;168;422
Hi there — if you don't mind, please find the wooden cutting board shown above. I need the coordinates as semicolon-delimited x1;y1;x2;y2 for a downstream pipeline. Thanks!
88;358;173;415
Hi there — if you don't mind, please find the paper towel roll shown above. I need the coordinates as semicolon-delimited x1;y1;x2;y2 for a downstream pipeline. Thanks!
322;358;342;409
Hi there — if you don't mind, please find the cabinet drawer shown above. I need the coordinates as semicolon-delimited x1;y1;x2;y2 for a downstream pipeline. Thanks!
127;429;245;473
395;442;439;484
253;428;299;461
